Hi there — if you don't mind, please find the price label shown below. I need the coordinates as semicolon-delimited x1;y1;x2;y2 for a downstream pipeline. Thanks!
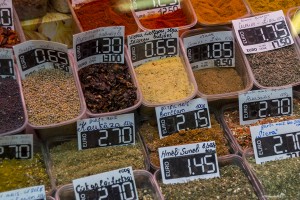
73;26;125;69
0;48;14;78
251;119;300;164
0;134;33;160
13;41;70;79
232;10;294;54
239;88;293;125
0;185;46;200
128;28;179;67
184;31;235;70
131;0;180;18
77;113;135;150
155;98;211;138
73;167;138;200
0;0;13;30
159;141;219;184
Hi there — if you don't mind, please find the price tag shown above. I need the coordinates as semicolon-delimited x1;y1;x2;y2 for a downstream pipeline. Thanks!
239;88;293;125
155;98;211;138
73;167;138;200
77;113;135;150
13;40;71;79
0;48;14;78
73;26;125;69
251;119;300;164
0;0;13;30
128;28;179;67
0;185;46;200
183;31;235;70
159;141;219;184
0;134;33;160
132;0;181;18
232;10;294;54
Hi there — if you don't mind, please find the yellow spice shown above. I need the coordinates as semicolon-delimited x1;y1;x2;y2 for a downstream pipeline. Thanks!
135;57;194;103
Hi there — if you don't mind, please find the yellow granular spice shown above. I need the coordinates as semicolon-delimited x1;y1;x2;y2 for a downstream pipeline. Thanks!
135;57;194;104
247;0;300;14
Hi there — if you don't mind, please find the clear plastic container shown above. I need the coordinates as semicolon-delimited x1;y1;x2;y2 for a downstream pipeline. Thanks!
180;27;253;101
287;7;300;48
154;154;264;200
132;0;197;33
13;0;48;21
44;134;150;189
54;170;163;200
13;7;26;43
71;46;143;118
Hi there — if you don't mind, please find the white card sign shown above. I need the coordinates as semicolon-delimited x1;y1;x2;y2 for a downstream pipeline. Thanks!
0;185;46;200
0;0;14;30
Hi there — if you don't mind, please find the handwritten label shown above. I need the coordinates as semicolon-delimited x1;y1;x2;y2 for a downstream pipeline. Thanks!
239;87;293;125
183;31;235;70
0;0;13;30
0;48;14;78
232;10;294;54
77;113;135;150
73;167;138;200
128;28;179;67
251;119;300;164
73;26;125;69
155;98;211;138
159;141;219;184
13;41;71;79
0;185;46;200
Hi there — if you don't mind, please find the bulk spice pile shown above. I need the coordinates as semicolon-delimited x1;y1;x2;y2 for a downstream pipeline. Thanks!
246;0;300;14
0;27;20;48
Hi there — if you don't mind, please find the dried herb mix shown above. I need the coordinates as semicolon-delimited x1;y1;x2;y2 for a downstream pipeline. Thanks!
78;63;137;113
0;77;25;134
158;165;258;200
49;139;145;186
0;26;20;48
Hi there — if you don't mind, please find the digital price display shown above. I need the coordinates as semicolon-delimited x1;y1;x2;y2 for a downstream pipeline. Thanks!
156;98;211;138
0;8;12;27
0;134;33;160
159;142;219;184
251;119;300;164
77;113;135;150
0;59;14;76
239;87;293;125
73;167;138;200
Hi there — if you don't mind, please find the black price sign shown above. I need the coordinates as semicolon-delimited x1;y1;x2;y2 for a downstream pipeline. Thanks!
73;167;138;200
0;8;12;27
0;58;14;76
77;113;135;150
155;98;211;138
159;142;219;184
239;88;293;125
251;119;300;164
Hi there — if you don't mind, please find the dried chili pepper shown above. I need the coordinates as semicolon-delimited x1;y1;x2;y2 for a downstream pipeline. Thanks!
0;26;20;48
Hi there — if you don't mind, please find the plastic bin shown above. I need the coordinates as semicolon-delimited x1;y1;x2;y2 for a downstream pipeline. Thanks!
180;26;253;101
13;0;48;21
286;6;300;48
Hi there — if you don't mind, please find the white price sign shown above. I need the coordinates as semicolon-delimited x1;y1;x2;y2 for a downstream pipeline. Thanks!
0;185;46;200
0;0;14;30
0;48;14;78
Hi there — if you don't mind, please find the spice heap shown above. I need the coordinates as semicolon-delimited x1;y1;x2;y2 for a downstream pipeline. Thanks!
0;26;20;48
158;164;258;199
139;9;189;29
22;68;81;126
139;115;230;168
78;63;137;114
246;45;300;87
135;56;194;104
246;0;300;14
49;139;145;186
191;0;248;25
223;99;300;149
0;77;25;134
247;156;300;199
0;154;50;192
73;0;138;35
194;68;245;95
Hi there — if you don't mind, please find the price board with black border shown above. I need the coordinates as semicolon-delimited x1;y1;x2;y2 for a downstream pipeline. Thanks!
73;26;125;69
232;10;294;54
251;119;300;164
0;48;14;78
77;113;135;150
0;185;46;200
183;31;235;70
239;87;293;125
128;28;179;67
155;98;211;138
13;40;71;79
0;134;33;160
159;141;219;184
73;167;138;200
0;0;13;30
